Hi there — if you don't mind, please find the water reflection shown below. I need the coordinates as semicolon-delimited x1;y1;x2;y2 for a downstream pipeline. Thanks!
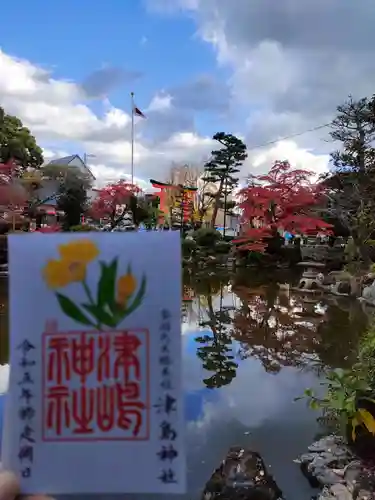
197;297;237;389
183;270;369;388
234;284;324;373
0;271;371;500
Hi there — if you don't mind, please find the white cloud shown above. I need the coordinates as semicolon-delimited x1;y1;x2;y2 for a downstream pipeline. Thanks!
251;140;330;178
146;0;375;179
0;44;332;187
181;327;318;429
101;103;131;128
42;148;71;161
0;48;215;186
192;361;316;430
147;93;173;112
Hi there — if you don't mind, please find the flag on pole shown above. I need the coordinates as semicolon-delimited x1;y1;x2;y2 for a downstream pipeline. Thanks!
130;92;145;185
133;106;146;118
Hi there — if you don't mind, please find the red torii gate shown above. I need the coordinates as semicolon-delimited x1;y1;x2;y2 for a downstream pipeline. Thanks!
150;179;197;225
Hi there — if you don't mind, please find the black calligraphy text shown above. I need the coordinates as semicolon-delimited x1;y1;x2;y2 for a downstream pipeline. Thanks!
17;339;36;478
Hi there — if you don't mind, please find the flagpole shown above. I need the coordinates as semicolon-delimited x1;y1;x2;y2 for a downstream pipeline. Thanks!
130;91;135;185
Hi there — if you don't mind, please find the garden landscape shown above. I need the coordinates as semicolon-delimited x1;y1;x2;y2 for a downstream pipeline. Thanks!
3;0;375;494
1;91;375;499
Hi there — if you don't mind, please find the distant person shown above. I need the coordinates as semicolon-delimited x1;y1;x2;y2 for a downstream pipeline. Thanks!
294;234;301;247
283;231;293;245
328;235;336;247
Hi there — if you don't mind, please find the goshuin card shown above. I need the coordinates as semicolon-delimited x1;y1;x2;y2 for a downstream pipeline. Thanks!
2;231;185;495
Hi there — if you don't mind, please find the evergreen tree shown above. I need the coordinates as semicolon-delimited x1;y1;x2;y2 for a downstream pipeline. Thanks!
203;132;247;227
0;106;43;169
326;95;375;265
55;167;92;230
57;183;88;230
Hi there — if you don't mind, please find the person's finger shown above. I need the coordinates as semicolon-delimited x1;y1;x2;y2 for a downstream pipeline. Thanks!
0;471;19;500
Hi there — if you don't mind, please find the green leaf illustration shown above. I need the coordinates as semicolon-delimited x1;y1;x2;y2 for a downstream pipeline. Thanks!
97;258;118;310
56;293;94;326
121;275;147;320
110;302;128;322
82;303;117;328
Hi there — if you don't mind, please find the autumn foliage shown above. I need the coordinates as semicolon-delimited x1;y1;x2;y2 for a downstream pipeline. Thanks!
234;160;332;252
89;181;141;228
0;160;27;207
35;224;61;233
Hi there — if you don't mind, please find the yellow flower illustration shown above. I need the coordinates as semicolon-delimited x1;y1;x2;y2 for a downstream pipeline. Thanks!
117;273;137;304
43;258;88;289
58;239;99;265
43;239;99;289
43;238;146;329
43;259;71;289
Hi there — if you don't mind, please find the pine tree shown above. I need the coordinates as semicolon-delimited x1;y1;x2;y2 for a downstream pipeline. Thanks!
326;95;375;265
203;132;247;228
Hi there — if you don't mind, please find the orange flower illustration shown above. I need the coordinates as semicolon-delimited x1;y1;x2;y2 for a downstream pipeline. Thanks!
117;273;137;305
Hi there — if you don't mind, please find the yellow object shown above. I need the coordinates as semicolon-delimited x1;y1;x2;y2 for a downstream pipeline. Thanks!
358;408;375;434
351;408;375;441
58;239;99;265
43;259;71;288
117;273;137;304
43;239;99;289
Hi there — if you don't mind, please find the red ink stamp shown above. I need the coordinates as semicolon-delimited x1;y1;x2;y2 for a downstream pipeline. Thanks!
42;329;150;442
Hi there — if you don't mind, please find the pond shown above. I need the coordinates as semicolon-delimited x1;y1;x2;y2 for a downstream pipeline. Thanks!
0;270;370;500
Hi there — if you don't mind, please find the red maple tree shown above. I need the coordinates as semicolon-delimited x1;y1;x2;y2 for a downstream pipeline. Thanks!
234;160;332;252
0;161;64;232
0;160;28;207
89;180;141;229
35;224;61;233
0;160;30;231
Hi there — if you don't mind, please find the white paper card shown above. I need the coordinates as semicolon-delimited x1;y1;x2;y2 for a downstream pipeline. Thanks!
2;232;185;495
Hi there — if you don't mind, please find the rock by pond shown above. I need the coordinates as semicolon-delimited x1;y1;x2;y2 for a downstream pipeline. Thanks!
298;435;374;500
201;447;283;500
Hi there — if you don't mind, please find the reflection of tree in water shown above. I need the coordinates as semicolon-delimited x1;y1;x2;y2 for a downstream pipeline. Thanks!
184;269;370;384
232;284;325;373
314;298;369;368
232;279;370;373
197;306;238;389
185;272;239;389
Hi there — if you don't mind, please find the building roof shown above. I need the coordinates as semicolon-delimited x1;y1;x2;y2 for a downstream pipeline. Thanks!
48;155;77;166
46;154;96;180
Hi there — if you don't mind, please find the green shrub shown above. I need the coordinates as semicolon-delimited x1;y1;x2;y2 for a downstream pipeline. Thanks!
298;321;375;445
182;239;197;256
69;224;99;232
192;227;222;247
359;323;375;387
296;367;375;441
214;241;232;254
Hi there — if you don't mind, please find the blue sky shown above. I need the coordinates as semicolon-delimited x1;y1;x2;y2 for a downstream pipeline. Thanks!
0;0;335;185
0;0;229;137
